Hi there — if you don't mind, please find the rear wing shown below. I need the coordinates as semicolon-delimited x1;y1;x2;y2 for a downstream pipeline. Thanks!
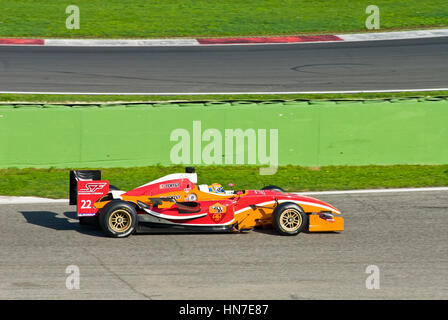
69;170;109;217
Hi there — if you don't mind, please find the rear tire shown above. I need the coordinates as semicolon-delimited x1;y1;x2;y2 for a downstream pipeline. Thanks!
273;202;308;236
99;200;138;238
262;185;285;192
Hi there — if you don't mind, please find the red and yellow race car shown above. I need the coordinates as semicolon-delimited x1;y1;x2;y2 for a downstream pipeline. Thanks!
69;167;343;238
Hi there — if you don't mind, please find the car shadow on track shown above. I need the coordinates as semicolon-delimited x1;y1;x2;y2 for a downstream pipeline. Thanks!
19;211;340;238
252;227;340;236
20;210;105;237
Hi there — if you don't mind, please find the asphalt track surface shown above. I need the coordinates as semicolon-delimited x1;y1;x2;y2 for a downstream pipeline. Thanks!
0;190;447;299
0;37;447;94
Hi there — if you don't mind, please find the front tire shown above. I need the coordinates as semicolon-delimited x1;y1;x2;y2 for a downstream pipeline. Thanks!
99;200;138;238
273;202;308;236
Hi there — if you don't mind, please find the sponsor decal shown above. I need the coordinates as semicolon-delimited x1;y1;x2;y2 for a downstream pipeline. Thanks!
209;202;227;223
165;195;181;200
78;182;108;194
160;183;180;189
77;213;97;217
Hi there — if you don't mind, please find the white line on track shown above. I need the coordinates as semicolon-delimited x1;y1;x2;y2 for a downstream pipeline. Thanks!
0;196;67;205
1;88;448;95
297;187;448;196
1;187;446;205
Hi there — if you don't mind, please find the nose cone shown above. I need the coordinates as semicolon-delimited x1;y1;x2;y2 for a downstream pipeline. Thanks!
296;195;341;214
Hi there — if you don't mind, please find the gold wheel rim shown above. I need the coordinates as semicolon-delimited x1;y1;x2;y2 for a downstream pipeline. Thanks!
279;208;302;232
109;209;132;233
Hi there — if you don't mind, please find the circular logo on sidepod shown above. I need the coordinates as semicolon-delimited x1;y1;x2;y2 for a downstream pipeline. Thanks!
208;202;227;223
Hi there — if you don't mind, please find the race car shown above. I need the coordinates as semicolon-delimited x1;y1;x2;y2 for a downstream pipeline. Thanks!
69;167;343;238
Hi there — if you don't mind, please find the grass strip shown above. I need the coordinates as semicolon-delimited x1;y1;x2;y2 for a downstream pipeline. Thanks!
1;165;447;199
1;91;448;104
1;1;447;38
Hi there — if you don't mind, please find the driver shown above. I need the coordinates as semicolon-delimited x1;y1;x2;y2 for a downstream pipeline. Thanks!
208;183;225;194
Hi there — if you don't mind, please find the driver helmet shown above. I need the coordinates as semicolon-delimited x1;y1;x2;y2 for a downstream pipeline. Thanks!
209;183;225;194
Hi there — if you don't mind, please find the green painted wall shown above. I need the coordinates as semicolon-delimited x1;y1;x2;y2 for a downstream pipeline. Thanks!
0;98;447;168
